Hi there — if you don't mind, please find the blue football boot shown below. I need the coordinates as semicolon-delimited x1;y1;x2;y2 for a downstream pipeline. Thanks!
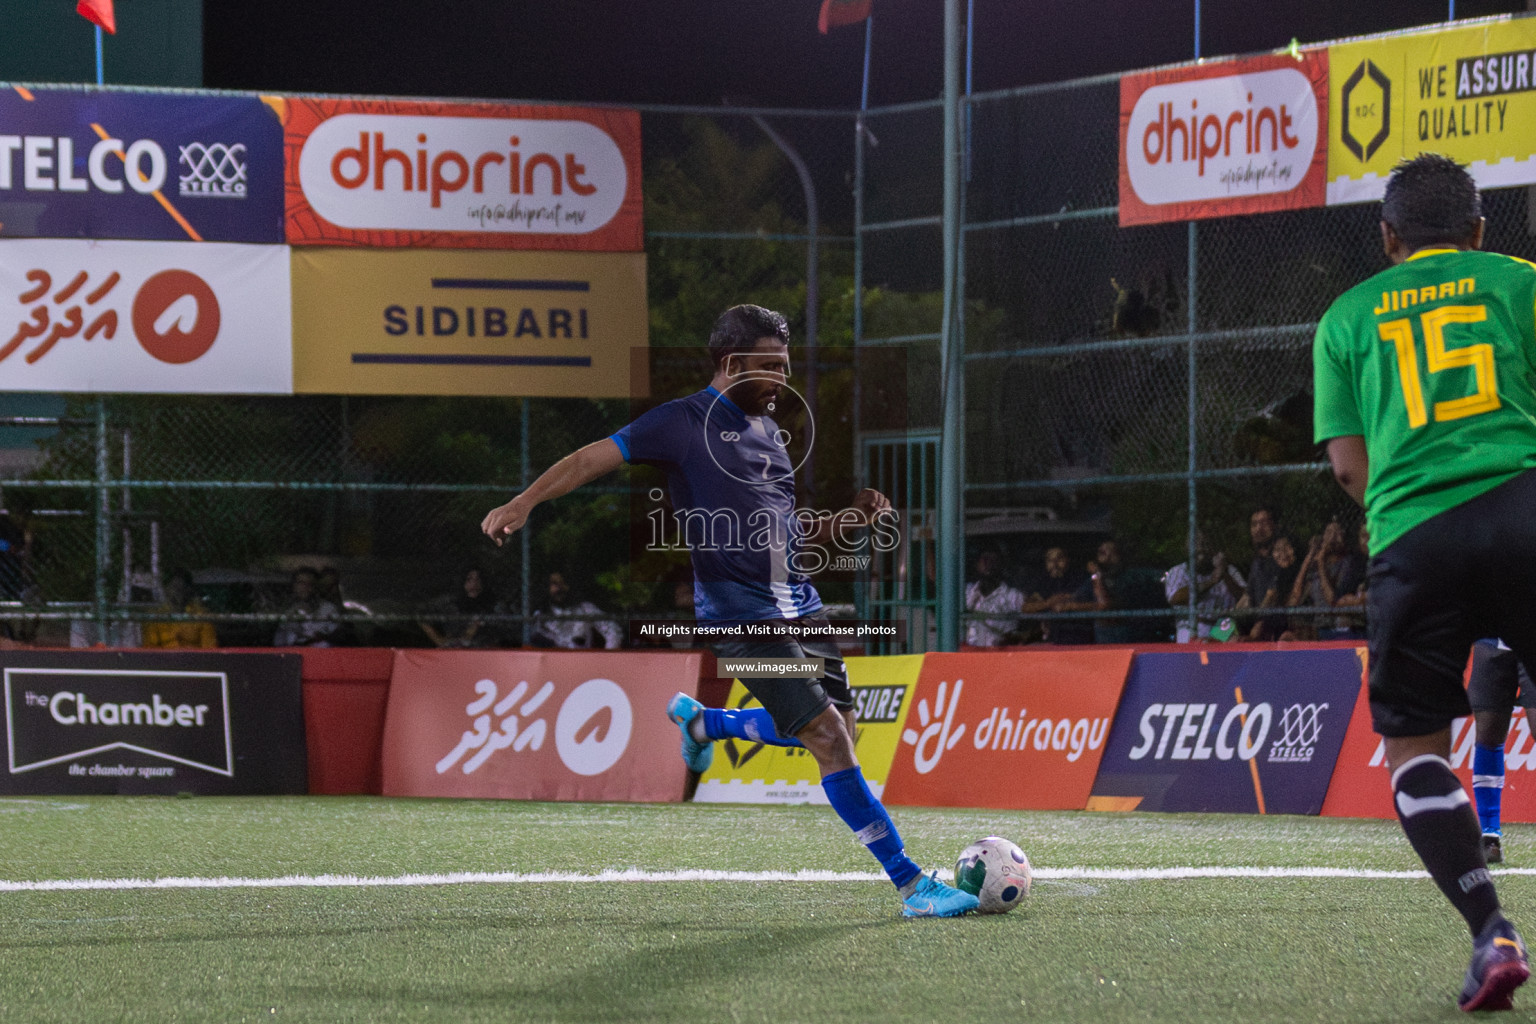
1460;914;1529;1012
901;870;980;918
665;692;713;774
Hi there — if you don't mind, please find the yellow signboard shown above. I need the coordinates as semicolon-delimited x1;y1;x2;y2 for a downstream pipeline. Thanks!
693;655;923;805
1328;18;1536;204
291;248;648;396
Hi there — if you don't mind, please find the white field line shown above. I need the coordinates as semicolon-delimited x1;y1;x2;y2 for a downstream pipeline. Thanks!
5;865;1536;893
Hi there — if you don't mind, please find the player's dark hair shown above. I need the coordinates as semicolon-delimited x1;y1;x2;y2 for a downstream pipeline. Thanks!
708;304;789;370
1381;154;1481;251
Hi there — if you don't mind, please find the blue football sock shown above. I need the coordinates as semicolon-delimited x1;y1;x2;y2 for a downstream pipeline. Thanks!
1473;743;1505;836
821;765;921;889
701;707;803;748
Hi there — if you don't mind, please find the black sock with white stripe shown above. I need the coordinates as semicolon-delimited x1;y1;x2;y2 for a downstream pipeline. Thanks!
1393;753;1501;936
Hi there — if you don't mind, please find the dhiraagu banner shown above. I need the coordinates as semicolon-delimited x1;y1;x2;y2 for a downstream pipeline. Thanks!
1328;17;1536;204
692;654;921;805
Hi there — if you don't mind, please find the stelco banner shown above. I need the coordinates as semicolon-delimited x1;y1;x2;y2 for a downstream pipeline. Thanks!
1328;18;1536;204
0;87;284;243
290;247;646;397
1119;51;1330;226
1;650;306;794
882;650;1133;811
1090;649;1361;814
0;238;292;393
694;654;922;805
283;97;643;251
381;649;700;802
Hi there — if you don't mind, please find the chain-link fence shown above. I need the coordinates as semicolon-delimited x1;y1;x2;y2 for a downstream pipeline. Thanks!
2;69;1530;651
852;71;1536;649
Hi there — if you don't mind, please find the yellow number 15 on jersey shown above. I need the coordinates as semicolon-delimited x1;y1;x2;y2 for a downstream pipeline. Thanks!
1379;304;1499;429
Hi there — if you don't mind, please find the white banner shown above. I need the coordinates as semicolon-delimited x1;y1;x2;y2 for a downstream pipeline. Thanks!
0;239;291;393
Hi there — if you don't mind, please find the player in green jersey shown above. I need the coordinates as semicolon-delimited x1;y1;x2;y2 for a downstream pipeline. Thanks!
1314;154;1536;1012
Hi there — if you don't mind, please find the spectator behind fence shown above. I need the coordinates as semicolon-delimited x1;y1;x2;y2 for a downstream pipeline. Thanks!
1329;523;1371;638
530;572;621;649
1241;506;1279;613
272;566;341;647
1089;539;1170;644
1164;531;1246;642
1246;534;1303;641
421;568;503;648
1024;546;1092;644
964;545;1026;647
1287;519;1367;641
142;568;216;649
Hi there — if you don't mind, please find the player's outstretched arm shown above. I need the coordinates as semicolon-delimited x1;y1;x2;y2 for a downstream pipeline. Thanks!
480;439;626;546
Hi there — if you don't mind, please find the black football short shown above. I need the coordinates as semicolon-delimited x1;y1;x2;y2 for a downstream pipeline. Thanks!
711;616;853;738
1467;639;1536;712
1369;468;1536;737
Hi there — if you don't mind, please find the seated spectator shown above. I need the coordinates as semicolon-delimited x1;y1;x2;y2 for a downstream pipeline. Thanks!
1322;521;1370;639
272;566;341;647
1164;531;1246;642
1287;519;1366;641
1089;539;1170;644
531;572;621;649
1023;546;1091;644
965;545;1026;647
142;568;217;649
1246;534;1302;641
1238;506;1279;614
421;568;503;648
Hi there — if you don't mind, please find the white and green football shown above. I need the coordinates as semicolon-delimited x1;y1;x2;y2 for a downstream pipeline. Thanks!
954;836;1032;914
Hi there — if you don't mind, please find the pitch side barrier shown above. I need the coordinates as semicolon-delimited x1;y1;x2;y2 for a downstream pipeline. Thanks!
9;646;1514;818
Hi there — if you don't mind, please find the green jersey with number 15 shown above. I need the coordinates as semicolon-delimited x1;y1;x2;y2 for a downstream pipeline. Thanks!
1314;247;1536;557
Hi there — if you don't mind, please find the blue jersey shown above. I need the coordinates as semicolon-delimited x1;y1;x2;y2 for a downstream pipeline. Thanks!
610;387;823;624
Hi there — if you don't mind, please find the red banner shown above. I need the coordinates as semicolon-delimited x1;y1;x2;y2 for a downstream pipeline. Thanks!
282;97;643;251
1321;651;1536;822
882;650;1133;810
1119;51;1329;226
381;650;699;802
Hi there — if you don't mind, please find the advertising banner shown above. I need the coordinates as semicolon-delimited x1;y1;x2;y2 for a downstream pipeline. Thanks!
0;238;292;393
693;654;922;805
290;247;646;397
1328;18;1536;204
1119;50;1330;226
0;87;284;243
381;649;700;802
881;650;1133;811
0;650;305;794
1321;657;1536;823
283;97;643;251
1089;649;1361;814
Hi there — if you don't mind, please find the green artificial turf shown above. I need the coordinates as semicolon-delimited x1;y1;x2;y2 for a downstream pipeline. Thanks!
0;796;1526;1023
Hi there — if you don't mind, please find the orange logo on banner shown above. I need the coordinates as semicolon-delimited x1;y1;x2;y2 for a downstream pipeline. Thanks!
882;650;1134;811
381;650;700;802
1321;648;1536;823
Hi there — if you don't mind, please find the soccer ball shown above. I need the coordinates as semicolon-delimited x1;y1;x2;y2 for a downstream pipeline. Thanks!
954;836;1032;914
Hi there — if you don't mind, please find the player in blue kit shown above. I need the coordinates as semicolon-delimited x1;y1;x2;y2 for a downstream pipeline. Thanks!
482;304;977;918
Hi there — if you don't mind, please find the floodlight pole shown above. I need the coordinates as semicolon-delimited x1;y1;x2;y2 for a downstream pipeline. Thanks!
751;115;819;497
936;0;964;651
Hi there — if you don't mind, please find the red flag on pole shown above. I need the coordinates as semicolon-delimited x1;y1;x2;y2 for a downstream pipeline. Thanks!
818;0;871;33
77;0;116;34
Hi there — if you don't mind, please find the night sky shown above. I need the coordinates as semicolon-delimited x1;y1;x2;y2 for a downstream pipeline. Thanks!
203;0;1532;108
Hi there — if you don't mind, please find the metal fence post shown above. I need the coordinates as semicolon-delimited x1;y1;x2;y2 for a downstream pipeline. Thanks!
520;397;532;646
937;0;964;651
1186;222;1199;642
94;397;109;642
